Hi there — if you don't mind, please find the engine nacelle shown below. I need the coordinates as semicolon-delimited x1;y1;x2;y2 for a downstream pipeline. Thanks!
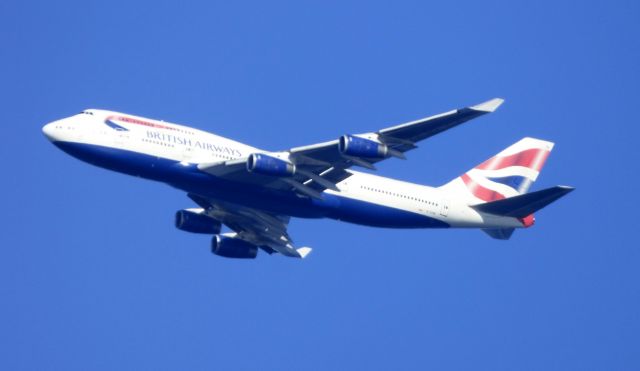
246;153;295;177
175;209;222;234
211;235;258;259
339;135;388;158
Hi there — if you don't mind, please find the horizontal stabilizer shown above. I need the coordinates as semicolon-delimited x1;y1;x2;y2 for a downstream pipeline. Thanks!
482;228;515;240
472;185;574;218
296;247;313;258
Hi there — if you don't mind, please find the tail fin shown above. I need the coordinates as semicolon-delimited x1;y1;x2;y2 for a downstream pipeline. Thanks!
441;137;559;240
440;137;554;203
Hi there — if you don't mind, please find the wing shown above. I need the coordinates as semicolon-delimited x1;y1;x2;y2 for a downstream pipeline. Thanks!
198;98;504;198
289;97;504;168
188;193;312;258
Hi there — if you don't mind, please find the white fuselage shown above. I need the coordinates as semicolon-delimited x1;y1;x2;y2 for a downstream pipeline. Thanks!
42;109;524;230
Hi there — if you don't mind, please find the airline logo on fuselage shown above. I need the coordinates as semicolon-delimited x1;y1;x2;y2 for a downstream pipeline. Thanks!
104;115;243;157
145;130;243;157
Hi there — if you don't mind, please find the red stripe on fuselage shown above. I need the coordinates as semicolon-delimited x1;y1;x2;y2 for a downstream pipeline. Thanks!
476;148;550;172
461;174;506;202
108;116;178;131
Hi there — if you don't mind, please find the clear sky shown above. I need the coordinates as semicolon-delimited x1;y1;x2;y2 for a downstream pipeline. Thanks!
1;1;639;370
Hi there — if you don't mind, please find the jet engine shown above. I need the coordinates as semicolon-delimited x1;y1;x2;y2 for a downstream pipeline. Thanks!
339;135;388;158
175;209;222;234
211;235;259;259
246;153;295;177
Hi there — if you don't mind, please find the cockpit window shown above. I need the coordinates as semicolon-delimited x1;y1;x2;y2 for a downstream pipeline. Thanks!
79;111;94;115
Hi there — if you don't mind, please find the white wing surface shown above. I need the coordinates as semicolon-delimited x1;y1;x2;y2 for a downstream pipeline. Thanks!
198;98;504;198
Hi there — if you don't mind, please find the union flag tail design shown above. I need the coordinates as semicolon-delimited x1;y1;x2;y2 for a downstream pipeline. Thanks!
441;137;554;203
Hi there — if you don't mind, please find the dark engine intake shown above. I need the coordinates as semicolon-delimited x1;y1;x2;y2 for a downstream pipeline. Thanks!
247;153;295;177
339;135;388;158
211;235;259;259
175;209;222;234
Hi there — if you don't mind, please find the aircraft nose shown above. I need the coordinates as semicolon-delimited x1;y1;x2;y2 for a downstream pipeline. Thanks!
42;122;59;142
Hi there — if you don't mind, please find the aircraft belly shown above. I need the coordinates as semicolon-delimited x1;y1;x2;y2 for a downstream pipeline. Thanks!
52;141;447;227
323;194;450;228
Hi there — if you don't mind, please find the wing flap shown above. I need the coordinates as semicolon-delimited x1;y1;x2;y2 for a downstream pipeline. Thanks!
187;193;311;258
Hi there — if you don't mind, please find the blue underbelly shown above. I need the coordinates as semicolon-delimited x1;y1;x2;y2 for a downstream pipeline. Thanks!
53;141;449;228
321;194;449;228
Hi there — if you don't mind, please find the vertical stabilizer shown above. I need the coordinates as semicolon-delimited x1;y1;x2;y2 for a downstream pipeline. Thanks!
440;137;554;204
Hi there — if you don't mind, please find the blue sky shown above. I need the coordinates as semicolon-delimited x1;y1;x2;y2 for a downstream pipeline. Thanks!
1;1;639;370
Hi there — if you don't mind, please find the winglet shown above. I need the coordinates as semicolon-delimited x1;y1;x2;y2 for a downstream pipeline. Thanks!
470;98;504;113
296;247;313;258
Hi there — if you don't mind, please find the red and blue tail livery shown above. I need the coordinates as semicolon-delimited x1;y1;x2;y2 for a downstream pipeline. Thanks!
42;98;573;259
444;137;554;203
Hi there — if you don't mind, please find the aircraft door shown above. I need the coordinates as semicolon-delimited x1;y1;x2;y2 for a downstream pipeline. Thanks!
439;199;449;217
182;145;195;163
113;130;129;147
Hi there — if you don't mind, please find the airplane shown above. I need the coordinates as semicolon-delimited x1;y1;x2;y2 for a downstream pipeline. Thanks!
42;98;573;259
